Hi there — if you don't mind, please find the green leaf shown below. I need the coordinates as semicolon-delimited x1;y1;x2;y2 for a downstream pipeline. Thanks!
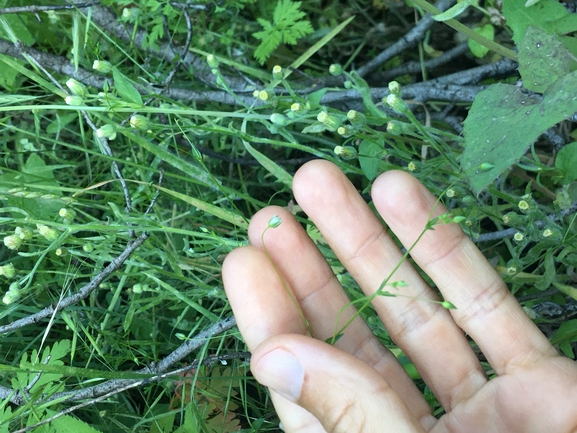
242;141;293;187
359;139;384;180
518;27;571;93
468;24;494;58
550;319;577;345
154;185;248;229
252;0;313;65
0;15;34;45
460;70;577;193
50;414;104;433
502;0;574;43
432;0;475;22
307;88;328;107
555;142;577;184
112;66;143;106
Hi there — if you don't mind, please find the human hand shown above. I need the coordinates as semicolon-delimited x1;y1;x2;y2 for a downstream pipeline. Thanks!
222;160;577;433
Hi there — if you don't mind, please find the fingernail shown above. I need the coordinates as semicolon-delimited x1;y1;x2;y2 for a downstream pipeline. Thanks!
253;348;304;401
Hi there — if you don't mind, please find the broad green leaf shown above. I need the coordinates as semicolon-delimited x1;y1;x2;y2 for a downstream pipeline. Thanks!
502;0;574;43
432;0;475;22
550;318;577;345
50;414;104;433
112;66;143;106
359;139;384;180
555;142;577;184
0;15;34;45
461;70;577;193
307;88;328;107
468;24;494;58
518;27;571;93
242;141;293;187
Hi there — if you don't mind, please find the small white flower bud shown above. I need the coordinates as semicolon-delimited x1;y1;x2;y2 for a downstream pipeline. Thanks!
66;78;87;97
65;95;83;106
384;94;408;114
272;65;283;79
317;111;340;131
513;232;524;242
518;200;530;211
36;224;59;241
3;235;22;250
129;115;149;130
268;215;282;228
291;102;307;114
96;124;117;140
121;7;139;22
59;208;76;220
206;54;219;69
270;113;288;126
0;264;16;278
407;162;417;172
388;81;401;96
334;146;357;160
329;64;343;76
93;60;113;73
14;227;33;240
258;90;274;101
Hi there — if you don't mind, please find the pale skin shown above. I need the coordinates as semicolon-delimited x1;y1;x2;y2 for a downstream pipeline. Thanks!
222;160;577;433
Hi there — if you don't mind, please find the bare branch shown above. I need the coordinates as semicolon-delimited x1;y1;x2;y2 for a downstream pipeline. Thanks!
0;1;100;15
356;0;455;78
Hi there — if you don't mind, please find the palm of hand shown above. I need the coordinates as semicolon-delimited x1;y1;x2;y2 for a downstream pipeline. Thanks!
223;161;577;433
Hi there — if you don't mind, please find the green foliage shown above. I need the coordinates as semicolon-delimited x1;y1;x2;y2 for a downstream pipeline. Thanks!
468;24;494;58
555;142;577;185
0;0;576;430
253;0;313;65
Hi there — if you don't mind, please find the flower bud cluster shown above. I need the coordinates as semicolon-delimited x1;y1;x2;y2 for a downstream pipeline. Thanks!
0;264;15;279
2;282;20;305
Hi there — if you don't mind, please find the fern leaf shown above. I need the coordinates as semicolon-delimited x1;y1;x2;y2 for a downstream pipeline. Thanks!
252;0;313;64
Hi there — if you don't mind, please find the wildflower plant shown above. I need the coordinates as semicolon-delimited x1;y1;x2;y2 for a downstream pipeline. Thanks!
0;0;575;430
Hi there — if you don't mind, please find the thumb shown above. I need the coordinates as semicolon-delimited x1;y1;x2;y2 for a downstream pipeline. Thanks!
250;334;426;433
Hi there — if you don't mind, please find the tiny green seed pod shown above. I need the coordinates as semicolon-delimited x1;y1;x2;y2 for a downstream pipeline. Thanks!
83;243;94;253
206;54;219;69
479;162;495;171
329;64;343;76
268;215;282;228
